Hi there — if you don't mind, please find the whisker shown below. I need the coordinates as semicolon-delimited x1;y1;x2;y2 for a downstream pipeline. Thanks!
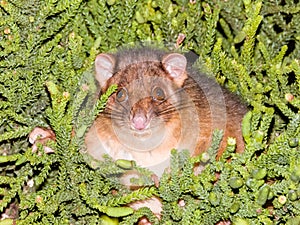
118;103;130;113
158;88;185;104
104;104;128;114
100;109;127;121
157;99;194;112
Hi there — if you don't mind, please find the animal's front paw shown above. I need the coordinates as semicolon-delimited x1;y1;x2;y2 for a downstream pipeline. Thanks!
29;127;56;153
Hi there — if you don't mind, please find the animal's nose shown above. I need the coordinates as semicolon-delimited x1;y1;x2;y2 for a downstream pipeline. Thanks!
131;113;148;130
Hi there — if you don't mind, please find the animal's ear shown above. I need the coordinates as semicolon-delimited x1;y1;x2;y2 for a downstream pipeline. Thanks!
95;53;115;87
162;53;188;86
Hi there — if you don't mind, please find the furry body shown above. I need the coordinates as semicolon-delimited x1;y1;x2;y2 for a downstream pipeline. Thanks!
85;47;248;176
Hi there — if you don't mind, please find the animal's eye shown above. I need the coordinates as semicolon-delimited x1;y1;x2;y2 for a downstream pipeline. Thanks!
116;87;128;102
152;87;166;101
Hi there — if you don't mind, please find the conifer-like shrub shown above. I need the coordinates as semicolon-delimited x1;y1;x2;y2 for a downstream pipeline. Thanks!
0;0;299;224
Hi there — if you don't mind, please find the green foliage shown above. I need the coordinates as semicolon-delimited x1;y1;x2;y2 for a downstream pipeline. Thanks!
1;0;300;224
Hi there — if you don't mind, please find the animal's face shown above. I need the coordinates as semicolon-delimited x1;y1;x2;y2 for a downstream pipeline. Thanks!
92;52;193;153
88;49;203;166
103;61;186;136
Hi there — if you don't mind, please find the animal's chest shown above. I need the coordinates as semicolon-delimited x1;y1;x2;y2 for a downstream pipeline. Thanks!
84;99;202;176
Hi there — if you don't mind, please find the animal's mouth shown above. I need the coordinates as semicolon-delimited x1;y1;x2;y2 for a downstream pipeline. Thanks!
130;116;153;139
110;110;173;153
131;128;152;139
127;112;166;141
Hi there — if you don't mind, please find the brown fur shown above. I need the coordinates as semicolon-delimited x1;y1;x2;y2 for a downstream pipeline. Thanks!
85;47;248;175
83;47;248;224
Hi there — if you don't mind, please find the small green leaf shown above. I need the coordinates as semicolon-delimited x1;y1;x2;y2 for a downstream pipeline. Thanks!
105;206;134;217
242;111;252;144
252;168;267;180
100;215;119;225
232;218;250;225
229;177;244;189
208;192;220;206
115;159;136;169
230;202;240;214
256;184;270;206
